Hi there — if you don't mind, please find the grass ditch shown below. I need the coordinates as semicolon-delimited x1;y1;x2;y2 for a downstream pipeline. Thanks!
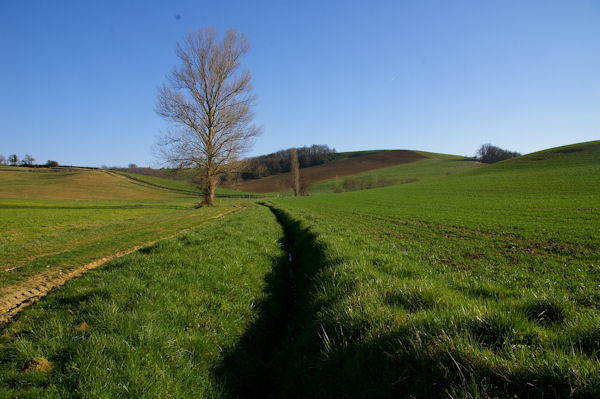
211;203;333;398
256;203;600;398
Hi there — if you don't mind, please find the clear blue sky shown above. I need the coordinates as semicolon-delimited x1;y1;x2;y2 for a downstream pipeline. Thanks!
1;0;599;167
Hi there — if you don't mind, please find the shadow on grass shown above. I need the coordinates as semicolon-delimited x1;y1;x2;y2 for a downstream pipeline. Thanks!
210;204;332;398
211;205;593;398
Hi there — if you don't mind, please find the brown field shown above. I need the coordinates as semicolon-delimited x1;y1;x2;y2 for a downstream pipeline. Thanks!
227;150;427;193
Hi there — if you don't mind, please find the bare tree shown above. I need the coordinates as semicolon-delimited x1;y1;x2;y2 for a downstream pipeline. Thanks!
476;143;520;163
0;155;5;165
8;154;18;166
21;154;35;166
290;148;300;197
156;28;261;206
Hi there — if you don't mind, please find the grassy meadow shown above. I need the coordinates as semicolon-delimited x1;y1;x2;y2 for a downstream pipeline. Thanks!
309;151;482;194
0;168;247;291
0;205;287;398
263;140;600;397
0;141;598;398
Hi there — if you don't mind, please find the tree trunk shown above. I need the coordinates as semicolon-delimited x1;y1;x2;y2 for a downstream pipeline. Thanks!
204;180;216;206
203;167;216;206
290;148;300;197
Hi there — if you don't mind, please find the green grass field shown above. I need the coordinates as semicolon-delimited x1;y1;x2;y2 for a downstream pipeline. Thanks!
1;141;598;398
0;205;287;397
115;170;268;197
0;198;241;290
262;140;600;397
309;151;481;194
0;168;250;292
115;171;200;194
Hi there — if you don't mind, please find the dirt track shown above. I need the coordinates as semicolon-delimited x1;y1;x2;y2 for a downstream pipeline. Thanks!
228;150;427;193
0;206;246;325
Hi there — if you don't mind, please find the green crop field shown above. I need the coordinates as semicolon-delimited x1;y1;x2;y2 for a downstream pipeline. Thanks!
0;141;598;398
309;151;482;194
115;170;268;197
114;171;200;194
0;168;249;293
0;205;287;397
261;140;600;397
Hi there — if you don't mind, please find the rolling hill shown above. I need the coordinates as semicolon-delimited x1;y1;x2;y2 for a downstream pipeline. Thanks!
1;141;598;398
0;167;189;200
262;140;600;397
225;150;429;193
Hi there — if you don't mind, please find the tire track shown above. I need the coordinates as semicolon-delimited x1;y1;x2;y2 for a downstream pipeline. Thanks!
0;206;247;325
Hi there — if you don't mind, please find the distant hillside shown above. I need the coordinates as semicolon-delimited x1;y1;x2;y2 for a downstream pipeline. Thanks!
225;150;427;193
0;168;191;201
458;140;600;193
310;151;482;194
240;144;337;180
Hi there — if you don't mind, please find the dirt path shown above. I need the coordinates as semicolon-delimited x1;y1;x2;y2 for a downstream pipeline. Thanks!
0;206;247;325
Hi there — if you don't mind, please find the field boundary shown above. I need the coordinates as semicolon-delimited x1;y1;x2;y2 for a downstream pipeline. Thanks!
107;170;270;198
0;206;247;325
104;170;199;195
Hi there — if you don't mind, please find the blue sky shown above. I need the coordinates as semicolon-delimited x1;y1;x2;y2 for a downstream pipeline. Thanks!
1;0;598;167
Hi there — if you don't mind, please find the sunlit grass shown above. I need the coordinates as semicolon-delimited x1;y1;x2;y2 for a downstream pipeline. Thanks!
0;205;285;397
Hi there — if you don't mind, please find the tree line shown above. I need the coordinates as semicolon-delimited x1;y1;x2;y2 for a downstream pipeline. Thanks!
240;144;337;179
0;154;59;167
475;143;521;163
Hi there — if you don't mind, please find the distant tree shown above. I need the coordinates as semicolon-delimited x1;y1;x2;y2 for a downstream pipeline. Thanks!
128;163;138;169
476;143;521;164
101;165;108;169
8;154;18;166
290;148;300;197
299;179;311;196
21;154;35;166
156;27;261;206
240;144;336;180
0;155;5;165
46;160;59;167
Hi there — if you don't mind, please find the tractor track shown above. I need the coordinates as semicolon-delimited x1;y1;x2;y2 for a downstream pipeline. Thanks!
0;206;247;325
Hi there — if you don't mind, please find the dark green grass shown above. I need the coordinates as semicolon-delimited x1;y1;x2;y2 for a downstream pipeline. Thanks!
0;205;286;398
264;141;600;397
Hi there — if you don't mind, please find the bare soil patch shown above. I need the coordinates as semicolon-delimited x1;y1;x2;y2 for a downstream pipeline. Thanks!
228;150;426;193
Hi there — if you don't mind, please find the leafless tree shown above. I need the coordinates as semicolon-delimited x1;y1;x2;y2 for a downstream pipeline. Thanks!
8;154;18;166
156;28;261;205
21;154;35;166
476;143;520;163
290;148;300;196
0;155;5;166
